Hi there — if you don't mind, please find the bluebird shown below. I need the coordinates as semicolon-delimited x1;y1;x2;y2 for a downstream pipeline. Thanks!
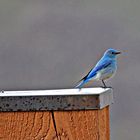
75;48;121;88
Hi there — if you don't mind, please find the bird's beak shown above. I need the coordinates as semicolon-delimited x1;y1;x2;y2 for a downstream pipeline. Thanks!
115;51;121;55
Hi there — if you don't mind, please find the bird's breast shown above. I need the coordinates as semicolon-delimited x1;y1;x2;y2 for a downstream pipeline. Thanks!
96;64;117;80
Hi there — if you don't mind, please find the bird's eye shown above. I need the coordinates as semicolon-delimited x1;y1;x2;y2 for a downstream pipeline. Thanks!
111;52;115;54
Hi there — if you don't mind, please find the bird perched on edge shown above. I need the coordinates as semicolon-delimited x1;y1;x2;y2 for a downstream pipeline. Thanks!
75;48;121;89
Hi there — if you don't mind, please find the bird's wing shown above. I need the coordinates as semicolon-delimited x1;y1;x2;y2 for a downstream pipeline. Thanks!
79;67;94;82
79;58;112;82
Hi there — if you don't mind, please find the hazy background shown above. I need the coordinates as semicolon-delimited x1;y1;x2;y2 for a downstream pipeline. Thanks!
0;0;140;139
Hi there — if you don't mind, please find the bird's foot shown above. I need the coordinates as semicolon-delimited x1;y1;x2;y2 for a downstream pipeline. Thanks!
100;86;113;89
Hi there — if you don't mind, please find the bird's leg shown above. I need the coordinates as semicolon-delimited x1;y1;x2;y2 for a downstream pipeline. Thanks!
102;80;107;88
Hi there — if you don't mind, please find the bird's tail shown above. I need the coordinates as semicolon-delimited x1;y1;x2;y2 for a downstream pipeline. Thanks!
75;79;88;89
75;80;85;88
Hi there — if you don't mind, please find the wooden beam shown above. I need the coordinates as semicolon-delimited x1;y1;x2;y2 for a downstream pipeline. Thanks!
0;88;112;139
0;112;56;140
52;106;110;140
0;107;110;140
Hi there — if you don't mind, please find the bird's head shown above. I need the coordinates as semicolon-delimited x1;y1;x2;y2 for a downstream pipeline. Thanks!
104;48;121;59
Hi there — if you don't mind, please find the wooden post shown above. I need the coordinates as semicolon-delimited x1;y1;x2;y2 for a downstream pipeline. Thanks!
0;88;112;140
53;107;110;140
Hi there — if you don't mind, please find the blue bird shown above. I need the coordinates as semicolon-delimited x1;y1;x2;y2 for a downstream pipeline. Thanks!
76;48;121;88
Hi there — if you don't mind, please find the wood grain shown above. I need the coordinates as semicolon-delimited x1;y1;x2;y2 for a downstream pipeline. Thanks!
98;106;110;140
0;112;56;140
0;107;110;140
54;106;110;140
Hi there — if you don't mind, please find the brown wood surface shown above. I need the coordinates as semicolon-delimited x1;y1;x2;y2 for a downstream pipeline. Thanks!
0;112;56;140
0;107;110;140
54;106;110;140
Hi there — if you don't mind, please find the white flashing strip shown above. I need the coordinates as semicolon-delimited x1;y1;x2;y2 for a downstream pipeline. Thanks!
0;88;111;97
